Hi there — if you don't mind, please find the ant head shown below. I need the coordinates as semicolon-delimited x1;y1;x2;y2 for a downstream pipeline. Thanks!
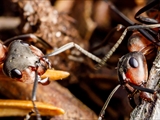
2;40;50;84
117;52;148;86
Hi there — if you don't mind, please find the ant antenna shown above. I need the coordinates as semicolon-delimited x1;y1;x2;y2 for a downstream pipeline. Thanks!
96;24;160;69
98;84;121;120
3;34;52;49
43;42;102;63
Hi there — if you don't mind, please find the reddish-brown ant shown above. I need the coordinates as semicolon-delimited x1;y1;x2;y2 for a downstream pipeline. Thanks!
4;28;159;120
97;1;160;119
0;34;102;120
95;0;160;69
98;25;160;120
2;2;160;120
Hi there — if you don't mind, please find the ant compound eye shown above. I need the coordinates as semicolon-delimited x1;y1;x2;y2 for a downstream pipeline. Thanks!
10;68;22;79
129;57;138;68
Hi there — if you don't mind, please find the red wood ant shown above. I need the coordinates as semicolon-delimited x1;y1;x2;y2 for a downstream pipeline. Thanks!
117;0;160;106
98;25;160;120
0;34;102;120
95;0;160;69
2;3;160;120
97;1;160;119
3;29;159;120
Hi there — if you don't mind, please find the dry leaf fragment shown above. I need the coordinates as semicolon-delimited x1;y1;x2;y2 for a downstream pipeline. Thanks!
0;99;64;117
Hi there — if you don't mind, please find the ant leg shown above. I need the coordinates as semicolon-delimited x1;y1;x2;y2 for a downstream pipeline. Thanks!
128;82;155;94
127;82;160;102
98;84;120;120
24;110;34;120
31;71;41;120
135;0;159;24
24;70;41;120
96;24;160;69
108;1;157;45
43;42;102;63
90;24;125;52
108;2;134;26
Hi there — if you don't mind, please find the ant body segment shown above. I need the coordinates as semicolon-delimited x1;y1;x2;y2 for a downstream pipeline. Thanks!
1;2;160;120
0;34;102;120
98;25;160;120
98;1;160;119
3;26;160;120
96;0;160;69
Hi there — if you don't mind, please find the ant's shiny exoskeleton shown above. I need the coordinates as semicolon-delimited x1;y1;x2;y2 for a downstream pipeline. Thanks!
3;25;159;120
48;24;160;120
96;0;160;69
97;1;160;120
0;34;102;120
98;26;160;120
3;2;160;120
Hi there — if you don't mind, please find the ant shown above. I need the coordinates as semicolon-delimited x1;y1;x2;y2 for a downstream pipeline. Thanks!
2;24;159;120
97;0;160;119
5;28;160;120
2;2;160;120
95;0;160;69
0;34;102;120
